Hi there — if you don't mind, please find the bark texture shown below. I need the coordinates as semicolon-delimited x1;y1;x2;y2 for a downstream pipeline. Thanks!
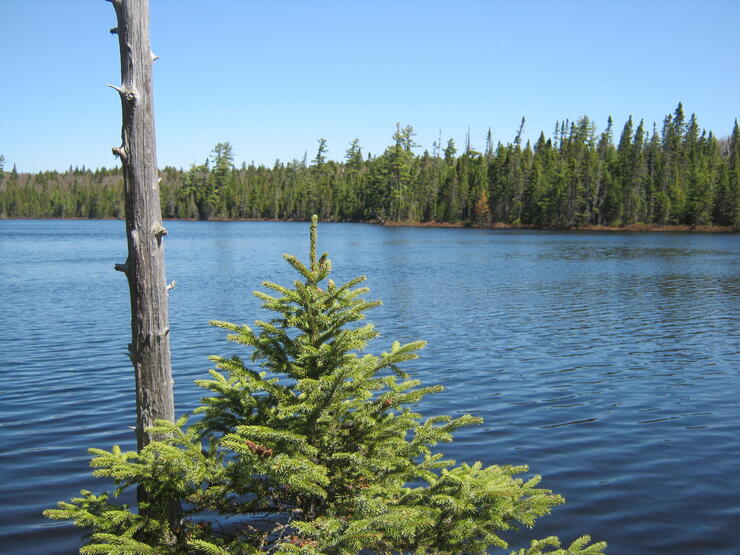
109;0;175;451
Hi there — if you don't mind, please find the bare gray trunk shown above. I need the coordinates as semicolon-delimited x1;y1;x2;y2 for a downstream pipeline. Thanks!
108;0;175;451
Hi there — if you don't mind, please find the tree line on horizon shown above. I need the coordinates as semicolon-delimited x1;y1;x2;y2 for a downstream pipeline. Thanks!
1;104;738;228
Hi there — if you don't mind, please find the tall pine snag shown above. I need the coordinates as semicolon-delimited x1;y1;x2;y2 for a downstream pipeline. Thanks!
46;217;604;554
108;0;175;451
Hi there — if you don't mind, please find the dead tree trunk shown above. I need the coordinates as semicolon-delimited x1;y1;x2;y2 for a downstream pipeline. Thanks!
108;0;175;451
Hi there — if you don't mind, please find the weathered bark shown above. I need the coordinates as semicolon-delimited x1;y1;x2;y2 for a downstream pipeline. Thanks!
108;0;175;451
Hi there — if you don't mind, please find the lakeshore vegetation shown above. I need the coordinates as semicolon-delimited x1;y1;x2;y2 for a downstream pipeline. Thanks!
2;104;739;228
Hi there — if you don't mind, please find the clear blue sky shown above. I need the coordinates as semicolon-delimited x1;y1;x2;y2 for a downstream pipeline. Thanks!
1;0;739;172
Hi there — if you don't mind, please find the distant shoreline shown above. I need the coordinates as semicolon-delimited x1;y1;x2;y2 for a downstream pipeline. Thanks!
2;216;737;233
380;220;738;233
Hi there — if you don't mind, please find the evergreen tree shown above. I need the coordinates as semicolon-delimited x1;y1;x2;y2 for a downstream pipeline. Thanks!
344;139;363;170
362;151;392;222
46;217;605;554
523;133;550;226
593;117;615;225
626;119;647;223
334;139;364;221
565;116;598;225
607;116;633;225
212;142;235;175
440;139;461;221
485;127;494;161
644;124;661;223
684;120;714;226
726;120;740;227
388;123;418;220
313;138;329;168
416;149;441;221
444;138;457;161
660;103;688;223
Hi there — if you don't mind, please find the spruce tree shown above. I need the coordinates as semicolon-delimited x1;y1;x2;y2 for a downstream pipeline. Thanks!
49;224;609;552
726;120;740;228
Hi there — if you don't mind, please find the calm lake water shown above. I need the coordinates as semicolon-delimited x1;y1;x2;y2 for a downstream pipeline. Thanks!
0;219;738;554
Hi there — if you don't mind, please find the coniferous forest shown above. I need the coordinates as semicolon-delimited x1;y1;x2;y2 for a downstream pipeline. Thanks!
2;104;739;228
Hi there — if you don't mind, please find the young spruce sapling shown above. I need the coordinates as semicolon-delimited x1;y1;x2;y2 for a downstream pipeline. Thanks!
46;216;605;554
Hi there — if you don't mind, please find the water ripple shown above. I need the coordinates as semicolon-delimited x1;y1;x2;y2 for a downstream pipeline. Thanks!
1;221;738;554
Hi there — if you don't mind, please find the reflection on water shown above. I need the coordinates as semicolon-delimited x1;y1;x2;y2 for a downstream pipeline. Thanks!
0;221;738;554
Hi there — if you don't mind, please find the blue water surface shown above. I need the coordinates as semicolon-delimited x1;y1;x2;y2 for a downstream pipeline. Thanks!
0;220;738;554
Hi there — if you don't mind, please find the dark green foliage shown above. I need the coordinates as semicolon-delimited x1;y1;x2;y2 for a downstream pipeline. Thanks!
3;106;736;227
716;120;740;227
46;218;605;554
0;166;124;220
